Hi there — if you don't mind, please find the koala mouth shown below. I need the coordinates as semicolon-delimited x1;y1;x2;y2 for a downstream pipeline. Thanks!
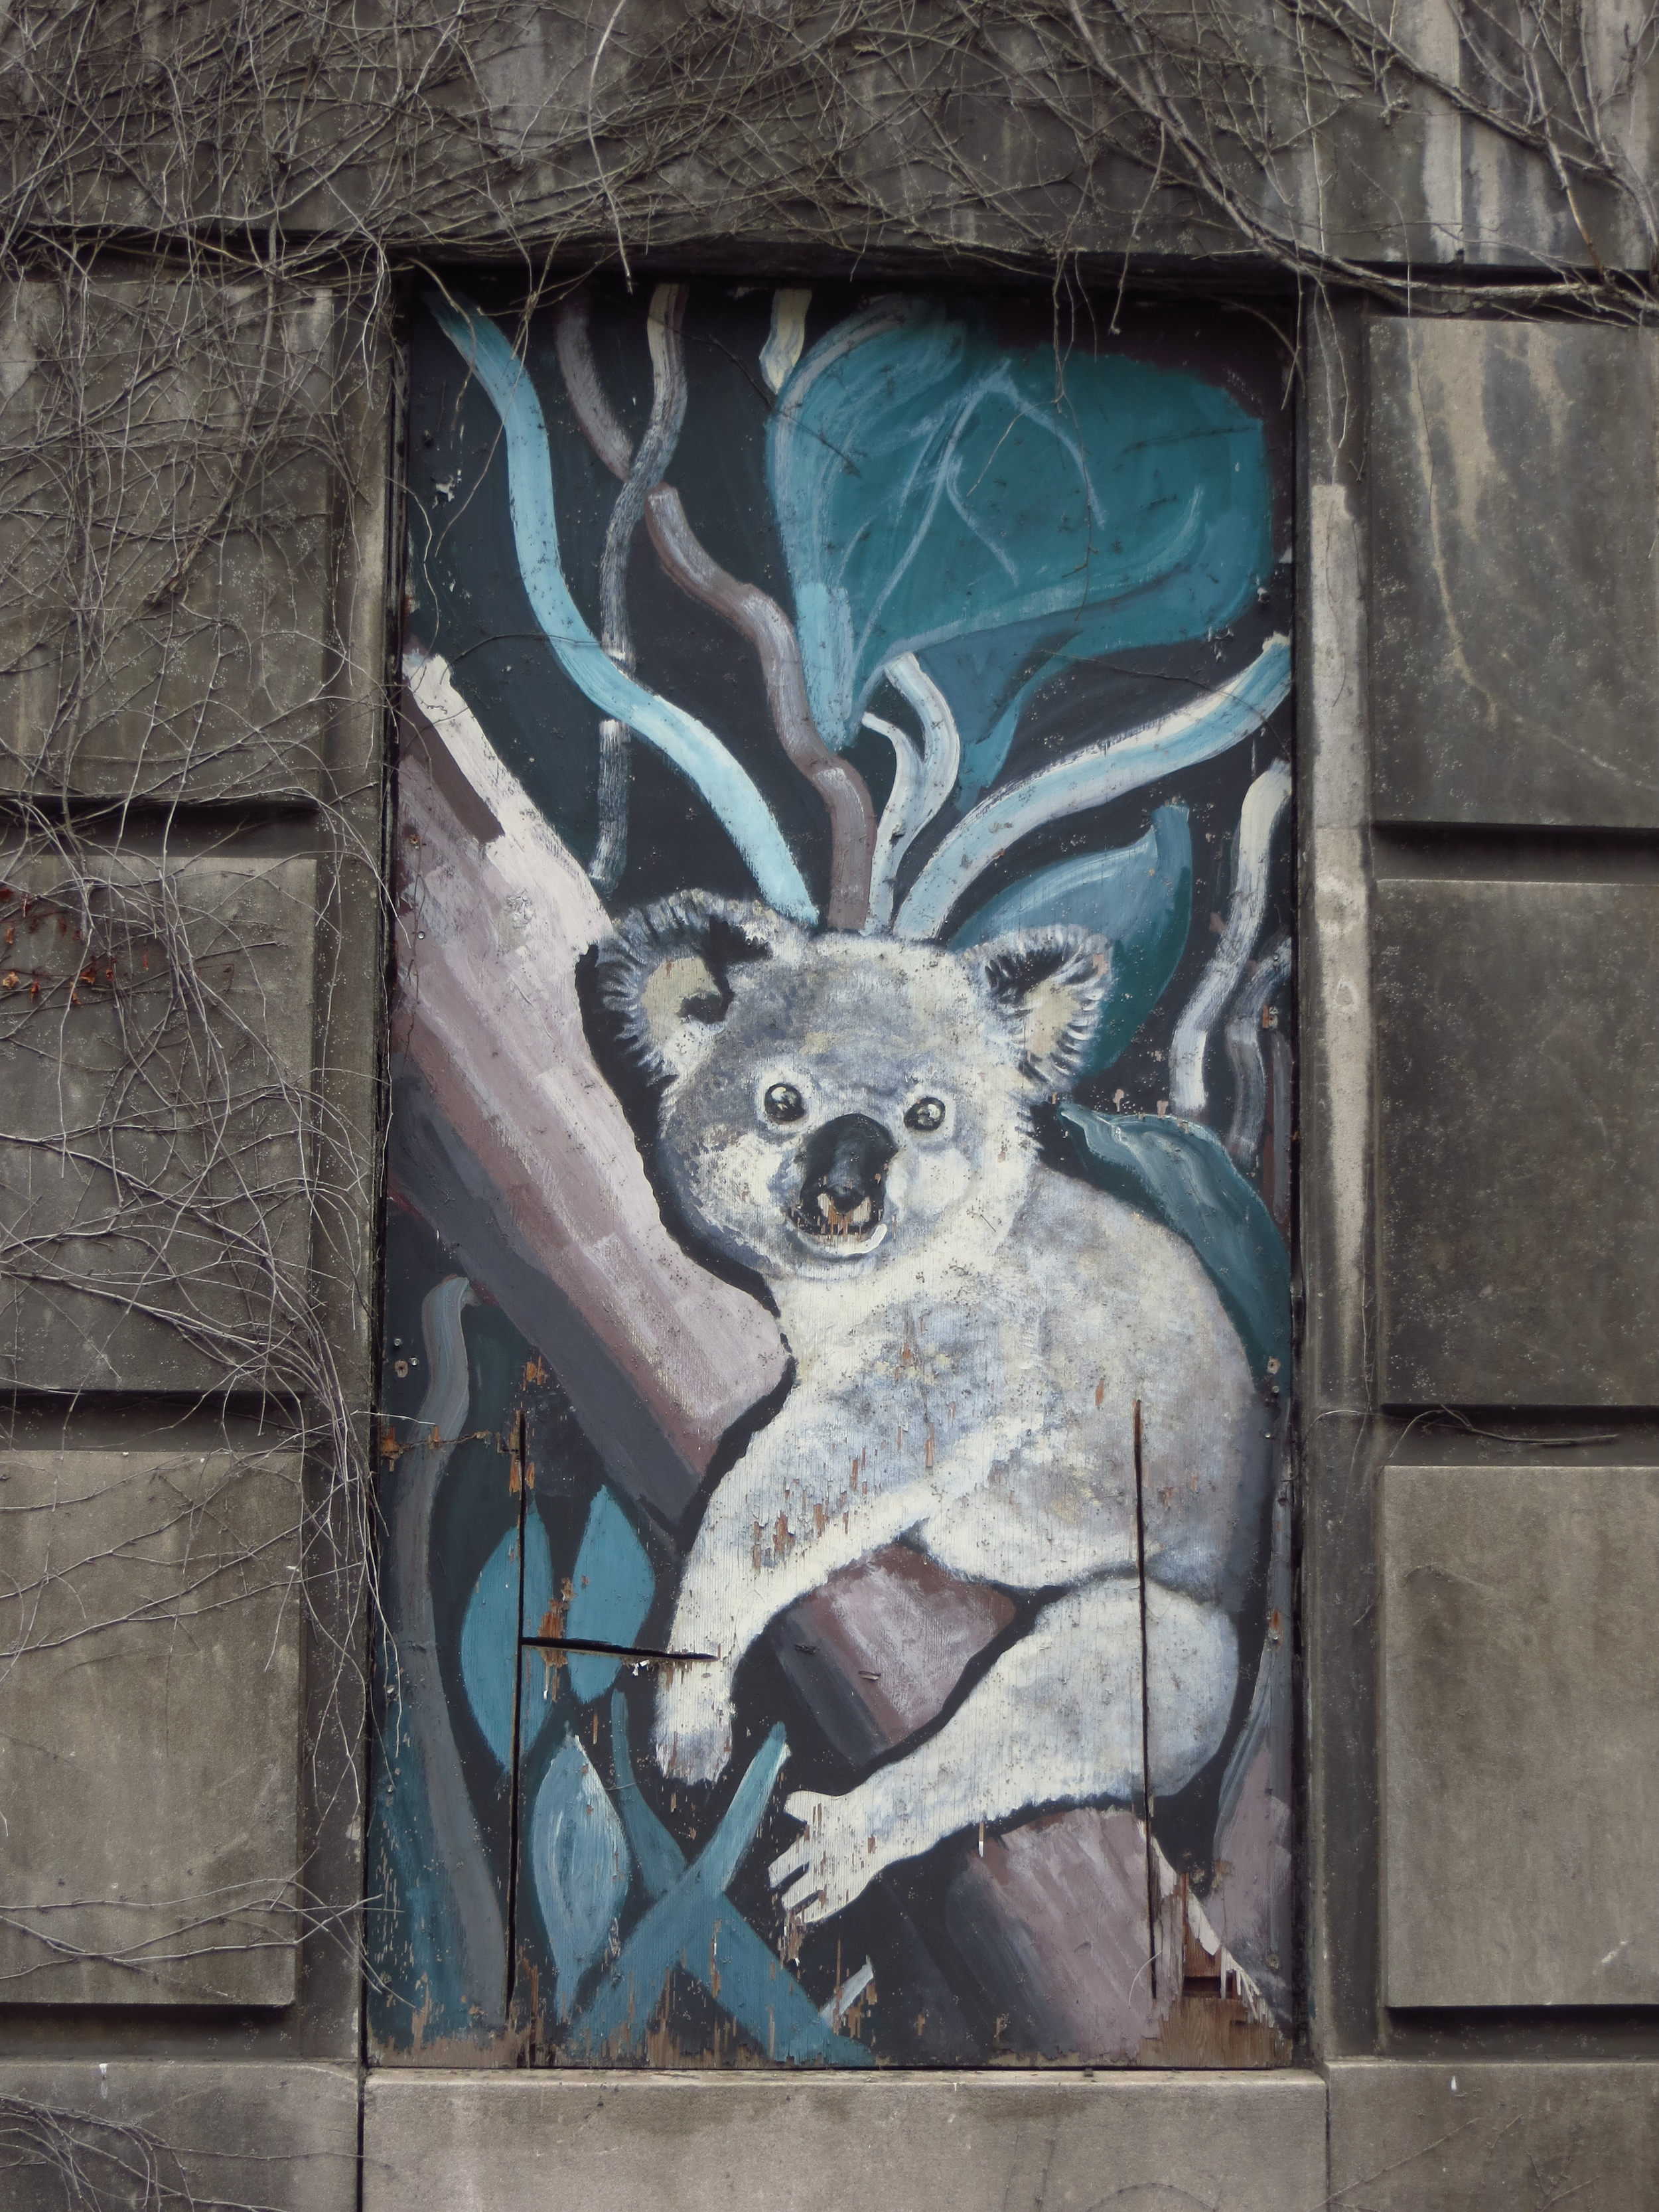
792;1188;888;1251
788;1113;896;1257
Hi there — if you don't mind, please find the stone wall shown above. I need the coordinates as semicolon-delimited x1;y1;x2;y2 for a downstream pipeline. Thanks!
4;3;1658;2205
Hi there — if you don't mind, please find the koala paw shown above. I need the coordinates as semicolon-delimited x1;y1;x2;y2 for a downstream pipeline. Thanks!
767;1788;891;1927
653;1665;734;1784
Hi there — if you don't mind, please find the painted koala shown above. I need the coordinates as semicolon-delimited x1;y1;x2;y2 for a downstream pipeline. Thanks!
597;892;1269;1929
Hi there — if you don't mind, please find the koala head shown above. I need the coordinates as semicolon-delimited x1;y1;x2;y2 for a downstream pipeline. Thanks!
595;893;1112;1286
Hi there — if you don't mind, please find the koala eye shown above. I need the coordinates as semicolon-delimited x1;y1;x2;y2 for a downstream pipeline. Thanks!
904;1095;946;1133
763;1082;806;1125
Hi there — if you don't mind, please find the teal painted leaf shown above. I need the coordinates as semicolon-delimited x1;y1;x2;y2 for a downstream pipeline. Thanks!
768;297;1274;801
608;1689;686;1902
596;1691;872;2063
530;1735;631;2017
459;1509;555;1769
951;806;1192;1076
565;1487;655;1704
1057;1102;1291;1388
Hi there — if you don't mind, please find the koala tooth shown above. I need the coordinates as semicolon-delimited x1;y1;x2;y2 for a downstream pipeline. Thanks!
814;1191;875;1236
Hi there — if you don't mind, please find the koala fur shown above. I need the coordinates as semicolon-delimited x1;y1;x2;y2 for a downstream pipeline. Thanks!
597;891;1269;1928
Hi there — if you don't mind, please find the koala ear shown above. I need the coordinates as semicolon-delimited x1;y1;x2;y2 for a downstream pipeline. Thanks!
597;892;803;1080
970;928;1114;1090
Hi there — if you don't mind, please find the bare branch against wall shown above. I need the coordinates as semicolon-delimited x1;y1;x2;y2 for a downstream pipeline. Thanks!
0;0;1655;2020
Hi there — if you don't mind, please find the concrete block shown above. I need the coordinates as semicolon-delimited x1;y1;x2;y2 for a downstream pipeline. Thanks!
0;2;1498;267
1461;119;1646;273
0;1446;303;2006
1369;320;1659;826
0;2061;357;2211
0;849;318;1393
1329;2061;1659;2212
361;2070;1327;2212
0;278;337;802
1375;878;1659;1404
1384;1465;1659;2008
1284;1;1463;271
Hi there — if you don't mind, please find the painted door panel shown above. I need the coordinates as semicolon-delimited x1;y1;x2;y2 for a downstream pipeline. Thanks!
369;283;1295;2066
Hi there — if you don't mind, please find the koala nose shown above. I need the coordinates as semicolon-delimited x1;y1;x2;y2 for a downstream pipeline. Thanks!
795;1114;898;1240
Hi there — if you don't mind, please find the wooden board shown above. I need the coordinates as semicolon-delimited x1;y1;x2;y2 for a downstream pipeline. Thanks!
368;281;1295;2066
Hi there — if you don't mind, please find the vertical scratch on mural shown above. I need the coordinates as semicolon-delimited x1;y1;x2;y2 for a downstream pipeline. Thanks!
1224;935;1291;1169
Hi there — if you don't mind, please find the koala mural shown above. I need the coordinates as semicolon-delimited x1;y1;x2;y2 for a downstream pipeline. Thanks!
372;279;1295;2068
599;893;1271;1927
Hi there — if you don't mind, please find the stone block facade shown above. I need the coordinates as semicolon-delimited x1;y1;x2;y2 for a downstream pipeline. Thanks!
3;5;1657;2205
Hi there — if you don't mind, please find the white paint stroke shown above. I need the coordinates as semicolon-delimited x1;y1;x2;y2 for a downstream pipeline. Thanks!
1223;935;1292;1169
1149;1828;1279;2032
819;1957;875;2024
861;652;962;931
1308;479;1374;1378
895;636;1290;941
860;714;922;932
760;288;812;394
1170;760;1293;1121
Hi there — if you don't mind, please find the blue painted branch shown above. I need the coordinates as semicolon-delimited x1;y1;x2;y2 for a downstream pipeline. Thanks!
376;1277;507;2037
425;294;818;926
609;1689;692;1903
563;1697;873;2064
895;635;1291;941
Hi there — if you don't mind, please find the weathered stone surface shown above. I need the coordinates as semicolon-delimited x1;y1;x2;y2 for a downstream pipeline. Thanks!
0;0;1598;269
1301;304;1386;2054
1382;1463;1659;2008
0;2061;356;2211
0;278;338;802
0;1447;303;2006
1329;2061;1659;2212
362;2071;1327;2212
1374;878;1659;1404
1279;0;1463;269
0;850;318;1393
1369;320;1659;826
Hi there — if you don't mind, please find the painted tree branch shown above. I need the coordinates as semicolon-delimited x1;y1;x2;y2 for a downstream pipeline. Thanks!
1170;761;1293;1122
428;293;817;924
590;281;691;895
380;1275;507;2036
395;646;787;1495
555;288;877;930
895;638;1291;942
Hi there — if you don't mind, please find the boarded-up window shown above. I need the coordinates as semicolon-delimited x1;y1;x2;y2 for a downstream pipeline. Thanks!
369;283;1295;2067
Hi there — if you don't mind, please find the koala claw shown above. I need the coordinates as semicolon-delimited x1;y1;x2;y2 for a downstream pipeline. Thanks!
653;1670;734;1783
767;1788;887;1926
